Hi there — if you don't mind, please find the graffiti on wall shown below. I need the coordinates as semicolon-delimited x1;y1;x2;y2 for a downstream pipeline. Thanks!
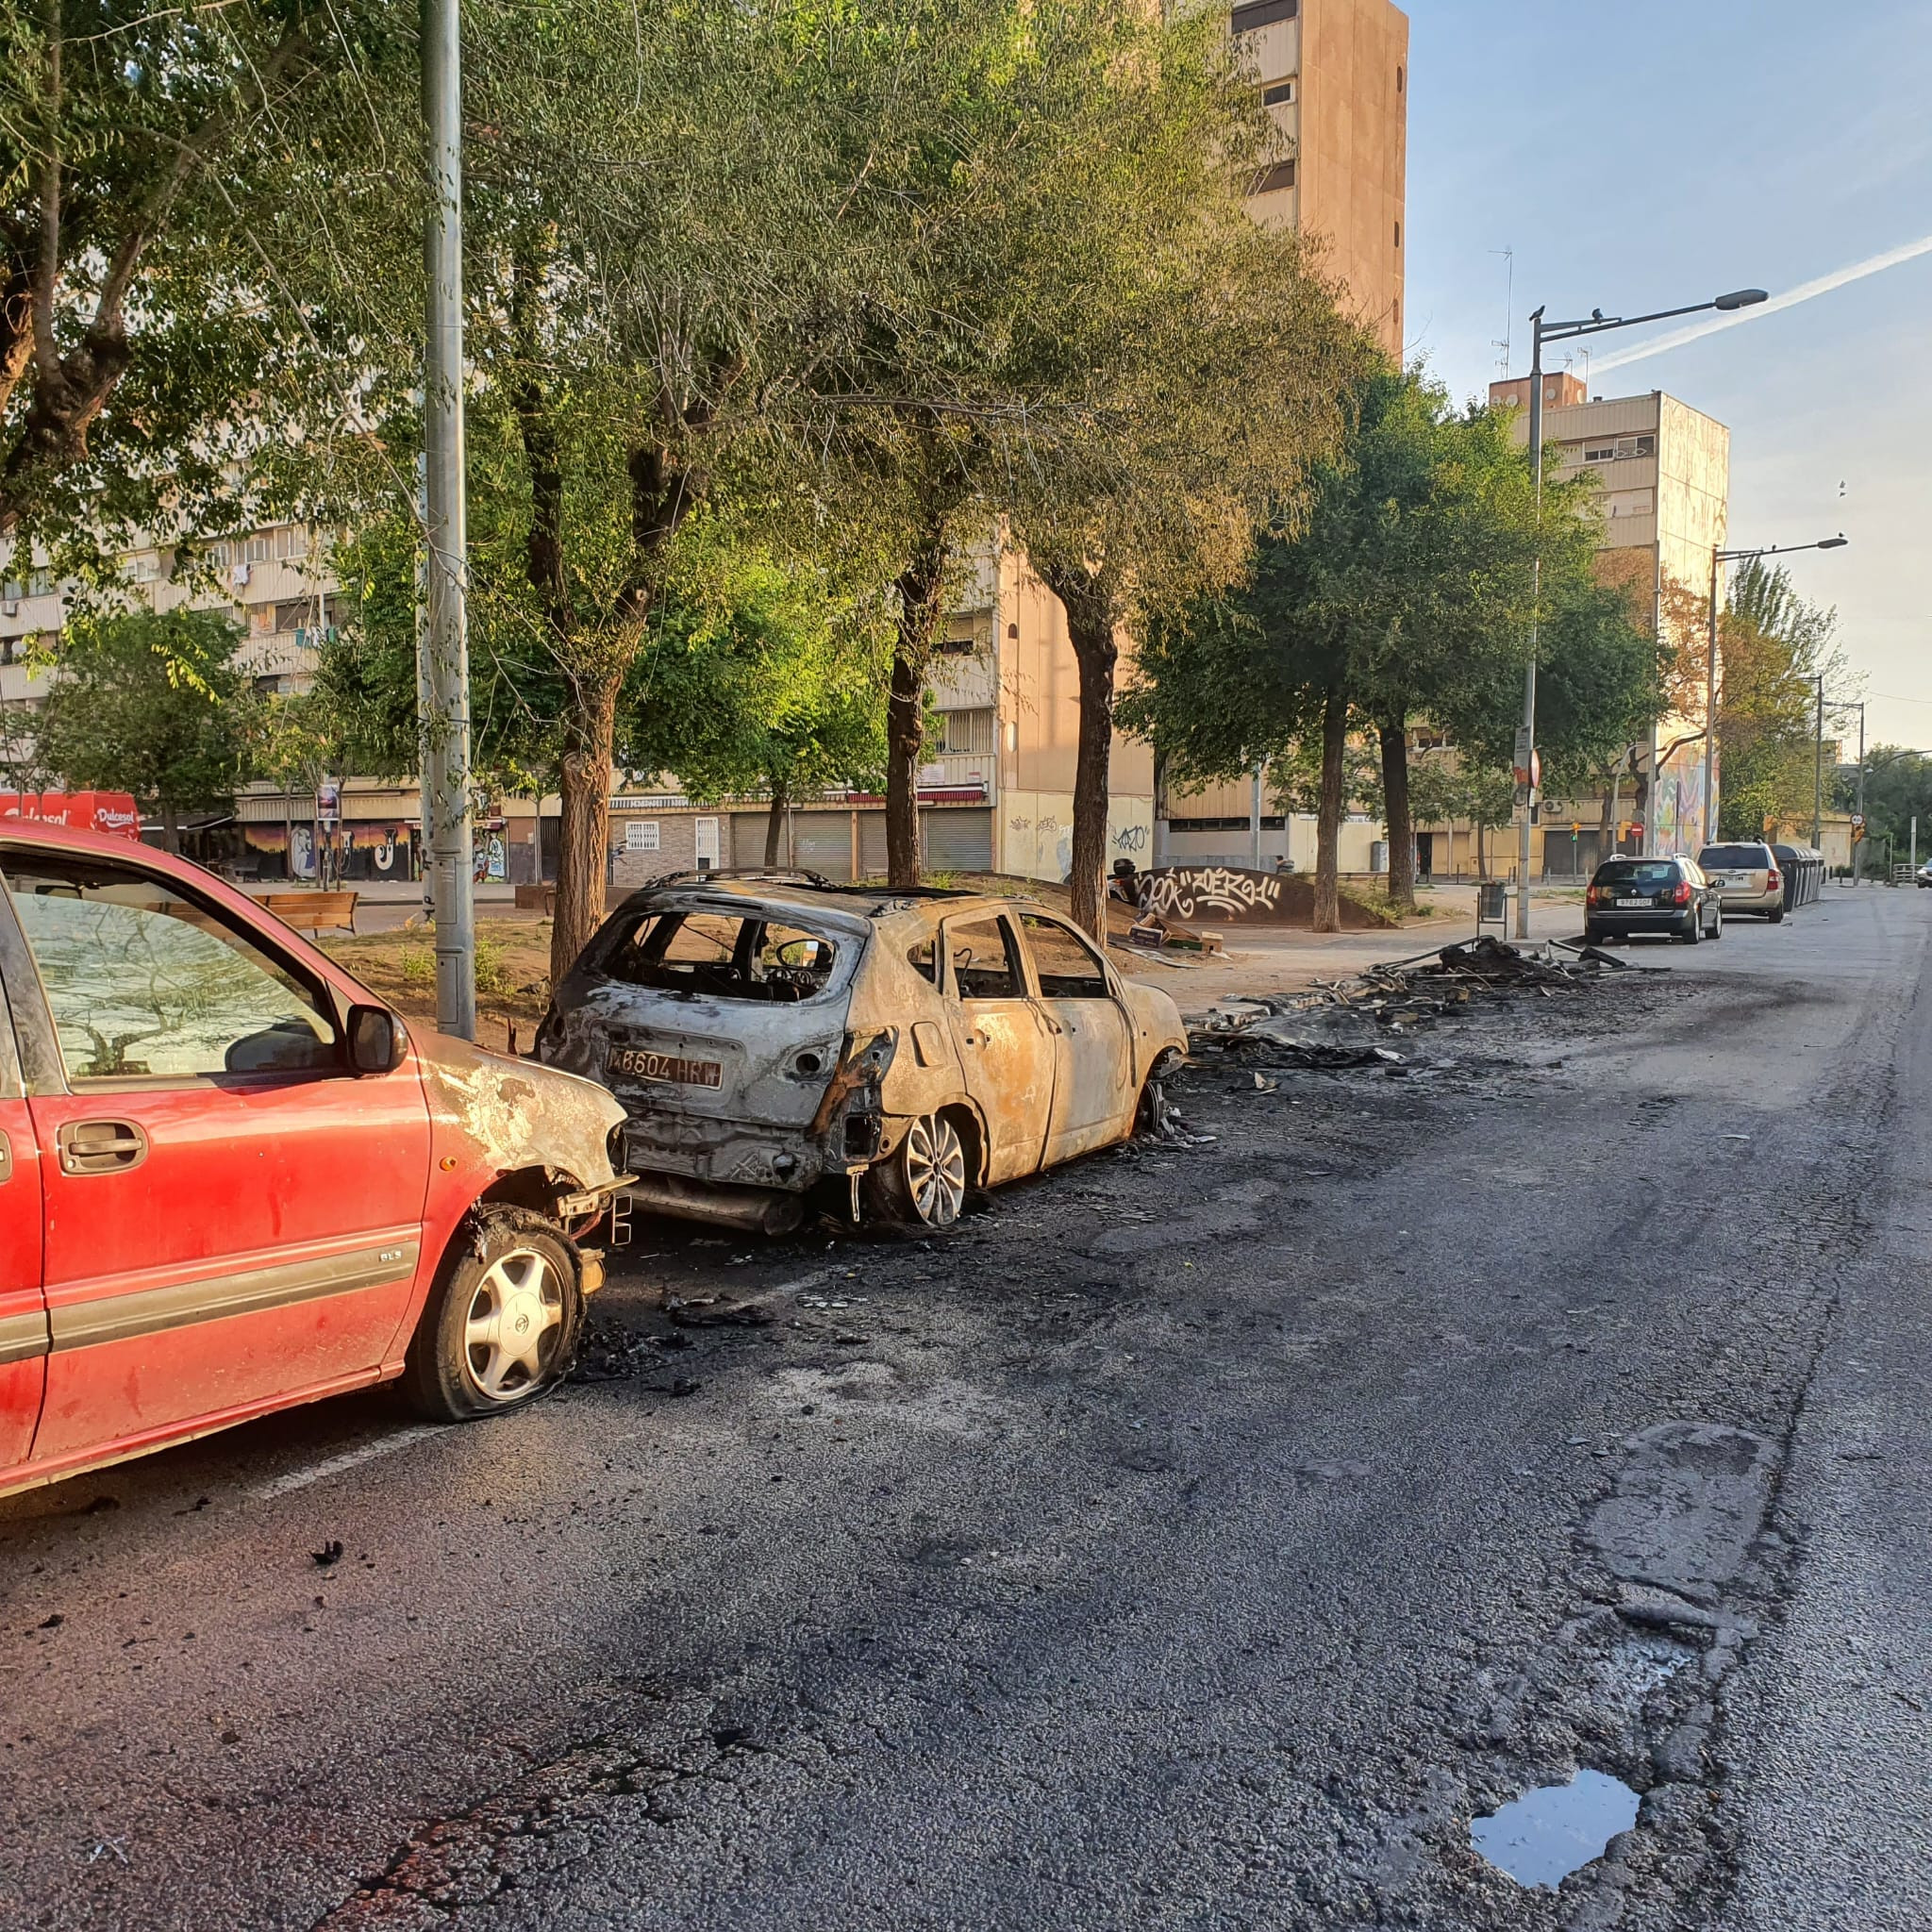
1141;865;1285;922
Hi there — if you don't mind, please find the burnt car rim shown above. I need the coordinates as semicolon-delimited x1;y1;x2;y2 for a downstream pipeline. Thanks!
905;1114;967;1226
463;1250;564;1402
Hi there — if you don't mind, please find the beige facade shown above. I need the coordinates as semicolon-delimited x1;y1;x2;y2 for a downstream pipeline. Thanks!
1492;376;1731;861
1235;0;1408;359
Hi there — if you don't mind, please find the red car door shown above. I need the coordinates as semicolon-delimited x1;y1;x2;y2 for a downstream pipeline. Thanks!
0;845;432;1476
0;966;46;1472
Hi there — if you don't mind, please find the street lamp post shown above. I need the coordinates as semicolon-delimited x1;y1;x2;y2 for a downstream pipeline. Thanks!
1515;287;1766;937
1704;535;1847;848
422;0;475;1038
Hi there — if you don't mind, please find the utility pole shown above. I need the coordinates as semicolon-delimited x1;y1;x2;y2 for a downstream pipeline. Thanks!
1514;310;1546;938
422;0;475;1038
1812;675;1824;847
1856;703;1867;885
1509;285;1770;931
1250;761;1263;872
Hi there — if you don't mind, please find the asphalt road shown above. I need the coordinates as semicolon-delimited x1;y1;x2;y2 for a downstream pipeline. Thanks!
3;890;1927;1931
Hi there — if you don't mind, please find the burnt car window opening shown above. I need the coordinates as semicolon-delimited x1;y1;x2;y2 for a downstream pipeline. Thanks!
948;917;1024;1000
4;858;338;1080
1595;861;1680;887
1021;913;1109;999
602;909;839;1003
1698;844;1771;869
908;936;938;983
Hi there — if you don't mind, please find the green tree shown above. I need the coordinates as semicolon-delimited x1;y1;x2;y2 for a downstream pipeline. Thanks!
1124;371;1582;928
31;608;252;846
1714;560;1844;842
0;0;417;555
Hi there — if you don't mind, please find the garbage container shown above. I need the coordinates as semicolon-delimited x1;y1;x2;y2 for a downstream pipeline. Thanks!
1772;842;1824;911
1477;880;1507;924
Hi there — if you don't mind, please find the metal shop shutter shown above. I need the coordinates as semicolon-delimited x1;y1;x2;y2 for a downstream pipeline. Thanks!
729;811;771;867
859;810;889;879
791;810;856;881
924;807;992;874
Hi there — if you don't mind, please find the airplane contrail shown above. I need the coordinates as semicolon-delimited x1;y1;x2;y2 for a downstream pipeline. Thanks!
1589;233;1932;373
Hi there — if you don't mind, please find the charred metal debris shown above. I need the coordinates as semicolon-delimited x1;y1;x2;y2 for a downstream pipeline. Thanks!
1187;935;1641;1074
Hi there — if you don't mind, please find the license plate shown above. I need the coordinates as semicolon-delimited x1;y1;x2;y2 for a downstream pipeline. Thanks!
608;1046;723;1088
1616;897;1650;908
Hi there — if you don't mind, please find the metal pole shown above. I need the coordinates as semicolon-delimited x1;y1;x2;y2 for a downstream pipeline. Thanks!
1516;312;1544;937
1856;705;1866;885
423;0;475;1038
1646;554;1663;857
1250;762;1262;871
1812;675;1824;847
1912;815;1919;876
1704;545;1721;848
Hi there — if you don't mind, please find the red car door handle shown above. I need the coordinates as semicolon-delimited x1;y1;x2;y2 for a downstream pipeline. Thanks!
57;1120;149;1175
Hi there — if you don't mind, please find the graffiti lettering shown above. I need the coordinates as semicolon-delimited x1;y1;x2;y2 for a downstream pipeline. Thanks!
1143;866;1284;921
1113;823;1150;853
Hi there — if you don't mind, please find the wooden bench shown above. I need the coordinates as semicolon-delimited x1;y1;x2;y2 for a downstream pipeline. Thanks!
513;883;556;915
258;891;359;934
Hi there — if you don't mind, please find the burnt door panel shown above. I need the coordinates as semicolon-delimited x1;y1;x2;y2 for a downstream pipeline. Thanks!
940;914;1053;1184
1018;913;1134;1164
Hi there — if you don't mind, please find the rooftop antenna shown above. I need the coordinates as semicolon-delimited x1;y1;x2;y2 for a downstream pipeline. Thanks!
1491;246;1514;376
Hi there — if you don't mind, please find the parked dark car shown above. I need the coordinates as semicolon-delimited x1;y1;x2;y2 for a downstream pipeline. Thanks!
1585;856;1723;944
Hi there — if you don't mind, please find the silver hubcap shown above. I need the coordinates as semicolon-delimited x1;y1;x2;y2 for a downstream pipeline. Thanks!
904;1115;966;1227
463;1249;564;1402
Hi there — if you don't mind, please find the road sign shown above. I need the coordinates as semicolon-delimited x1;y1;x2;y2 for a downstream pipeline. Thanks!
1852;813;1867;842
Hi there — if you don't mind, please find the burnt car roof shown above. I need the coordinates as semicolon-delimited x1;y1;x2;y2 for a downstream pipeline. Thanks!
610;873;1047;926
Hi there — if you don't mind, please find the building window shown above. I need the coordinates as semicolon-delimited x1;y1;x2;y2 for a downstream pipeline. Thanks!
625;820;661;853
939;708;995;756
1248;158;1296;196
1397;63;1405;93
245;534;275;564
1231;0;1298;31
1262;78;1296;106
1394;220;1402;248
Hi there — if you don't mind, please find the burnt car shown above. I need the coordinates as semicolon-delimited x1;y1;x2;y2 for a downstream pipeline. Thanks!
537;873;1191;1233
0;821;629;1501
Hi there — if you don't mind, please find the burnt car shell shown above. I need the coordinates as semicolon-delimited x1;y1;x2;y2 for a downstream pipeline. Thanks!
537;874;1189;1231
537;881;878;1203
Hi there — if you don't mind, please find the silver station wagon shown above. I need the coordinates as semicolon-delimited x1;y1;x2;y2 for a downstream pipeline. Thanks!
537;872;1191;1233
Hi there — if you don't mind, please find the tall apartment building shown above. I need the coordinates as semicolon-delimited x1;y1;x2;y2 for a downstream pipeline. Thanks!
1236;0;1409;359
1491;370;1731;862
1158;0;1409;866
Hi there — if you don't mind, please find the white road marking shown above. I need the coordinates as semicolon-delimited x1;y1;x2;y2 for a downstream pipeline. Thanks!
250;1425;448;1501
774;1269;832;1296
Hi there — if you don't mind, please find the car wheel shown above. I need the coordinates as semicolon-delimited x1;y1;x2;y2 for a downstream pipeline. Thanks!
867;1112;969;1228
1709;905;1724;940
1584;924;1607;944
1769;908;1785;924
403;1212;580;1422
1677;910;1701;944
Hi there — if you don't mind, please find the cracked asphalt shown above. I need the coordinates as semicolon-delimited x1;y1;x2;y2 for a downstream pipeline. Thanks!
3;890;1927;1931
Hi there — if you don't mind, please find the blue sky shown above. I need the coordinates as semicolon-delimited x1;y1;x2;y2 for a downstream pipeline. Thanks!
1403;0;1932;749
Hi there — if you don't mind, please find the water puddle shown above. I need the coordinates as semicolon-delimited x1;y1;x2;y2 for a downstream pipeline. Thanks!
1470;1770;1641;1889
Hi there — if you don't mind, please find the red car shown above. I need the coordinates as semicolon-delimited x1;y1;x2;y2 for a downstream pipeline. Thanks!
0;821;628;1498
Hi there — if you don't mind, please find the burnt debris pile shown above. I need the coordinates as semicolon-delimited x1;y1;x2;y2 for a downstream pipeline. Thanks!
1187;935;1638;1074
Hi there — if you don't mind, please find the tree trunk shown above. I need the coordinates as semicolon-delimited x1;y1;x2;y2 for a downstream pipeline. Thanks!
764;776;787;866
1378;715;1414;912
551;672;619;987
1065;609;1119;945
1475;817;1487;880
1314;686;1347;934
887;531;948;889
160;802;181;856
1600;761;1618;859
